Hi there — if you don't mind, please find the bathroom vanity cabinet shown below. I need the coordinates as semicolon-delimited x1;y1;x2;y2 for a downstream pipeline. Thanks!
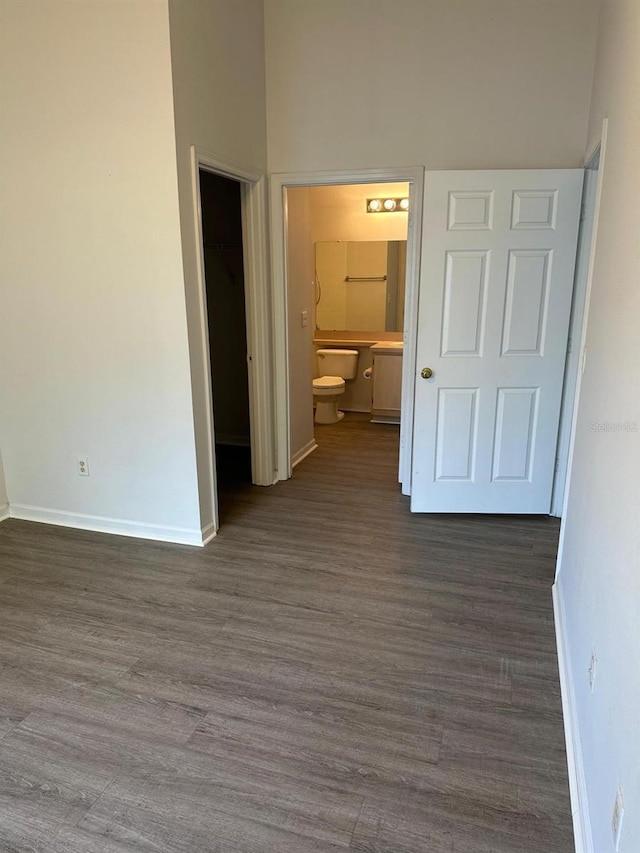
371;342;403;424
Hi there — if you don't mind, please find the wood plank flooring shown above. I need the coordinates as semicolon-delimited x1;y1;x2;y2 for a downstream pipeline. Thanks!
0;413;572;852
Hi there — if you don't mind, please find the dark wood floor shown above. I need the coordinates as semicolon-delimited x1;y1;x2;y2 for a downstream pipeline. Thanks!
0;413;572;852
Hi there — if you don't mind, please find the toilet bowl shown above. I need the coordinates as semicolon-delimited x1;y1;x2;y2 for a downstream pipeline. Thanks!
312;348;359;425
312;375;346;424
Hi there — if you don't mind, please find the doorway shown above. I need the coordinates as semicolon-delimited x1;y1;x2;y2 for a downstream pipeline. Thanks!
188;148;272;541
199;169;251;520
285;182;410;474
270;167;425;490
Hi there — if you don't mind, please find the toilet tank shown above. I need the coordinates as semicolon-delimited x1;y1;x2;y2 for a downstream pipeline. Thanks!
317;348;359;379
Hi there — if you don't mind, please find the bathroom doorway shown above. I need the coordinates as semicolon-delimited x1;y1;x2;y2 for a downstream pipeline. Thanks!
199;169;252;521
274;172;424;492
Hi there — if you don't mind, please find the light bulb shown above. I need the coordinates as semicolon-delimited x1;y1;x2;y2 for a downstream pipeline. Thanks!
400;198;409;211
368;199;382;212
383;198;396;211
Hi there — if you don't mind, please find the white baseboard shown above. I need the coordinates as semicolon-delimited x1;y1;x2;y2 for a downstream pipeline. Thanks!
313;405;371;414
201;521;217;545
0;502;9;523
553;579;593;853
292;439;318;468
8;503;206;547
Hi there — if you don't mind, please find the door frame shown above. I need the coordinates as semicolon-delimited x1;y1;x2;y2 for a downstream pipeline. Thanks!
269;166;425;485
555;122;608;551
550;151;600;516
190;147;275;536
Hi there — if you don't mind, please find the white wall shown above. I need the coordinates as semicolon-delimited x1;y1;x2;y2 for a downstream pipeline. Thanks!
0;0;202;542
265;0;599;173
285;188;315;462
556;2;640;851
168;0;267;527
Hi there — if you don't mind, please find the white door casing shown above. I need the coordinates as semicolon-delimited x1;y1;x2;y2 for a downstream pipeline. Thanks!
411;170;583;514
190;147;273;543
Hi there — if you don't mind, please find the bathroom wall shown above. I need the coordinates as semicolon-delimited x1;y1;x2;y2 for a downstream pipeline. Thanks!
396;241;407;330
308;183;409;243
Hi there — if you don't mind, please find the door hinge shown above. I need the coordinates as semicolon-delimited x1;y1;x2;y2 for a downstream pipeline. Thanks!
567;336;572;354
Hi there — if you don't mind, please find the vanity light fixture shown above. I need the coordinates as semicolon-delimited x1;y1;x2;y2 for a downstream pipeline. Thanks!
367;197;409;213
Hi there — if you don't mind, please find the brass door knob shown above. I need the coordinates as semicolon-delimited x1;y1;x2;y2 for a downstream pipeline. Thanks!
421;367;433;379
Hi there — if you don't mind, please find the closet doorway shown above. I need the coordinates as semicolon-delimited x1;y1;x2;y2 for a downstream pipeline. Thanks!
199;170;251;520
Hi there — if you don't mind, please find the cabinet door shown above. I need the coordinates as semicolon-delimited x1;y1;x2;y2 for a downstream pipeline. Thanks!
372;353;403;423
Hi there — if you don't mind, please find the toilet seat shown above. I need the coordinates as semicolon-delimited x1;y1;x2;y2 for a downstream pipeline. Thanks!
313;375;345;391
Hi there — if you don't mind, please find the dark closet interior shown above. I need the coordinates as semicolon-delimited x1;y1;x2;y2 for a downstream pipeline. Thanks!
199;170;252;508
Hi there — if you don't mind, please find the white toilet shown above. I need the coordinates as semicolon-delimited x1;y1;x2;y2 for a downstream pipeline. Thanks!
312;348;359;424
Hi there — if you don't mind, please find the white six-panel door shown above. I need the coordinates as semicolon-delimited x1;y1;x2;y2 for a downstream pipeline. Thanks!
411;170;583;514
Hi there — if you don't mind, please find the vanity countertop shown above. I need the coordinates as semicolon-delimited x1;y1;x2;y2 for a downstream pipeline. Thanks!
371;341;404;353
313;333;403;348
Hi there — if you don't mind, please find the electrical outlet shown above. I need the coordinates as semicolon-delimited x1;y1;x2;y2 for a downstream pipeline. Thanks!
588;649;597;692
301;310;309;328
77;457;89;477
612;786;625;851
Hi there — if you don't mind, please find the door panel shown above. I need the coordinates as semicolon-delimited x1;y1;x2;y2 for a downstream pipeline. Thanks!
435;388;478;481
411;170;583;514
501;250;551;355
491;387;538;481
441;251;488;356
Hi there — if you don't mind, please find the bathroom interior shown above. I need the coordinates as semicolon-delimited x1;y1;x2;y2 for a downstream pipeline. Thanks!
285;182;409;469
